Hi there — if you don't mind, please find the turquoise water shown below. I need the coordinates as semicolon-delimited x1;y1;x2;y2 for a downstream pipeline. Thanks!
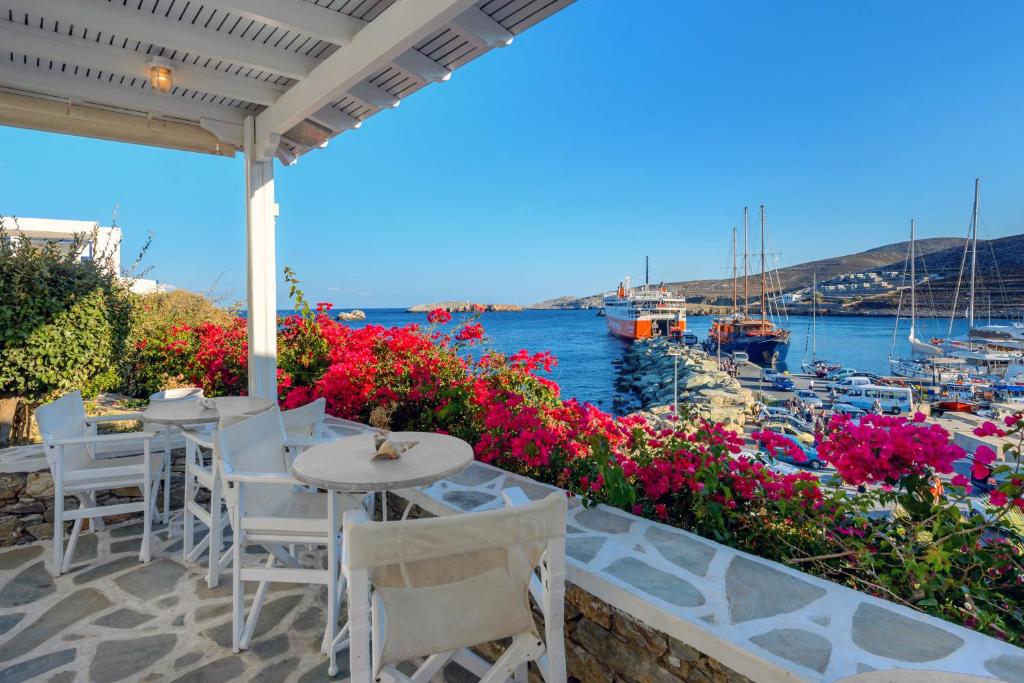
286;308;1013;414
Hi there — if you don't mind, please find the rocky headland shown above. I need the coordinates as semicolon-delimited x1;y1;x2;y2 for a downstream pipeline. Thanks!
407;302;523;313
615;339;755;426
336;309;366;321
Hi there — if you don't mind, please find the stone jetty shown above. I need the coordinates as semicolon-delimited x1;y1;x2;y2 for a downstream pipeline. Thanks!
615;339;755;425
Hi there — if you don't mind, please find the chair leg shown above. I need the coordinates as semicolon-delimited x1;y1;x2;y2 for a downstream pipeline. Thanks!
240;554;276;650
51;469;64;577
231;508;244;653
140;441;153;564
162;432;171;524
340;568;370;681
84;492;105;531
324;492;339;656
182;450;195;562
207;480;224;588
478;634;544;683
61;505;85;574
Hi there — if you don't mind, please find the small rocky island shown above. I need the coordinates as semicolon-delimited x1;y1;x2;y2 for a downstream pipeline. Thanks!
336;309;366;321
407;302;523;313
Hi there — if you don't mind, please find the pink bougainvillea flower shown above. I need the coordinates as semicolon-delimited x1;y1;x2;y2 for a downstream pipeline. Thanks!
975;445;997;465
951;474;970;487
974;422;1006;438
989;490;1008;507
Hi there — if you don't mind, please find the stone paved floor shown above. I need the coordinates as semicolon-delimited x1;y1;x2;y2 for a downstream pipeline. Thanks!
0;521;477;683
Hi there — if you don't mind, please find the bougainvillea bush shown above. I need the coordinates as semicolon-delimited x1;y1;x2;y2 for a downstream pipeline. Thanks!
144;296;1024;643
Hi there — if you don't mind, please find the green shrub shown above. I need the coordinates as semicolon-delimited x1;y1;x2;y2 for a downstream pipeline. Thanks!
119;289;233;397
0;221;132;402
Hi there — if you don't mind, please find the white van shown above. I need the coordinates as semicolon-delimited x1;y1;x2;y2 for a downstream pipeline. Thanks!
730;351;749;365
827;376;873;393
834;384;914;415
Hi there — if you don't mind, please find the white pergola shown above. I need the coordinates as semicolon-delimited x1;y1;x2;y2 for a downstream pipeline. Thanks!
0;0;574;398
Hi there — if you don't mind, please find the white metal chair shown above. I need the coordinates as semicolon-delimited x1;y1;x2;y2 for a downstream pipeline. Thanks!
34;391;165;575
341;489;567;683
217;408;365;654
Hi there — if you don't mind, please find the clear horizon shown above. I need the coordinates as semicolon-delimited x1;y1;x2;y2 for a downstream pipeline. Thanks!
2;1;1023;308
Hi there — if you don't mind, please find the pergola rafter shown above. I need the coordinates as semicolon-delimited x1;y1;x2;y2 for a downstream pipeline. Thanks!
0;0;577;397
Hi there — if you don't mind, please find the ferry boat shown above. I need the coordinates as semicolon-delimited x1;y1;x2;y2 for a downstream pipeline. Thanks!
604;275;686;341
705;206;791;367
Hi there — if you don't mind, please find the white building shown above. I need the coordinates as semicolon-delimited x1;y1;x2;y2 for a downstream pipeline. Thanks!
2;216;166;294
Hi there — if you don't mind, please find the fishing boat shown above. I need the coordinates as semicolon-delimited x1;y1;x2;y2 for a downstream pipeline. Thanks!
604;259;686;341
706;206;791;367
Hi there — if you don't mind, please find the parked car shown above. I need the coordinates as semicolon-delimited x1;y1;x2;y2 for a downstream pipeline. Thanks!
827;375;874;393
762;420;815;445
761;432;826;470
730;351;750;365
824;368;859;382
794;389;823;408
760;367;780;382
772;375;795;391
734;450;802;476
831;402;867;417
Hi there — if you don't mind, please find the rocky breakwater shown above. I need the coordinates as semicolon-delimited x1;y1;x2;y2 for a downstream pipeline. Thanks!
616;339;755;426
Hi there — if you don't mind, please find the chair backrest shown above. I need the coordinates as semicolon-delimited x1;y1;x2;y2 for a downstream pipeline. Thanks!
281;397;326;440
34;391;91;472
345;492;567;668
216;408;290;511
149;387;204;403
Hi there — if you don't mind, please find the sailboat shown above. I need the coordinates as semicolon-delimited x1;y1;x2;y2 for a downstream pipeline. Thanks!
800;273;839;376
889;218;978;383
706;205;791;367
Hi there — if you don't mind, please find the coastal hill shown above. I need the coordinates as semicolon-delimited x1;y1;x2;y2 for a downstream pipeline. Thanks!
407;302;523;313
530;234;1024;314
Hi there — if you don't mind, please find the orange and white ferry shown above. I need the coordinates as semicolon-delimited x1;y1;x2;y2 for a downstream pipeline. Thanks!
603;276;687;341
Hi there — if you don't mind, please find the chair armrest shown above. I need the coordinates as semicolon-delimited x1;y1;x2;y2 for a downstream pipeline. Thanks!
284;437;327;449
501;487;531;508
181;429;215;450
47;431;157;447
85;412;145;424
223;470;302;486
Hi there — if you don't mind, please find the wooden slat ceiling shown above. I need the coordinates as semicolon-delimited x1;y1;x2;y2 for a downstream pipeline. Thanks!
0;0;575;159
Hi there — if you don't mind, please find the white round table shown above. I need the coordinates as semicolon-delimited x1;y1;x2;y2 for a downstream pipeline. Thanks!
142;396;275;425
291;431;474;493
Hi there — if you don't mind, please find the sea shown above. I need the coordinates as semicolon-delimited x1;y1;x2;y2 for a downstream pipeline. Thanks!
283;308;1017;415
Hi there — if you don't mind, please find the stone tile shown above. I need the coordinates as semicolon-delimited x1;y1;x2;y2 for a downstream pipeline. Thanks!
0;560;56;607
173;652;203;670
0;612;24;635
447;463;501;486
810;615;830;627
110;522;144;538
0;544;42;571
204;594;302;648
298;658;348;682
985;655;1024;682
48;671;76;683
566;525;585;534
502;479;557;502
113;559;187;600
94;607;155;629
0;588;111;663
442;661;478;683
851;603;964;663
90;634;177;683
0;648;76;683
725;556;826;624
159;595;180;608
75;533;99;562
441;490;497;510
292;605;323;632
604;557;705;608
72;556;137;585
170;655;244;682
644;526;716;577
171;614;185;627
750;628;832;673
110;538;141;554
575;508;632;534
194;602;231;622
252;633;290;660
566;536;605;564
252;657;300;682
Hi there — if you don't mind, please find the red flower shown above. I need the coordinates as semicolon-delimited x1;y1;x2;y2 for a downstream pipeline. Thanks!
951;474;970;487
990;490;1009;507
426;308;452;325
974;422;1006;438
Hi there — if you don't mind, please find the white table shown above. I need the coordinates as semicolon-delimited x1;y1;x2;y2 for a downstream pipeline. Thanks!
291;431;474;676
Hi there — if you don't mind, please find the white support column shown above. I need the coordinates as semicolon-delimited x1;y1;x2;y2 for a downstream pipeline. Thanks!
243;115;279;400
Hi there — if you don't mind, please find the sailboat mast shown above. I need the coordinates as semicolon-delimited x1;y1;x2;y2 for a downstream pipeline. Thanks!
645;255;650;291
760;205;767;323
743;207;749;317
732;227;738;314
910;218;916;338
811;272;817;360
968;177;980;329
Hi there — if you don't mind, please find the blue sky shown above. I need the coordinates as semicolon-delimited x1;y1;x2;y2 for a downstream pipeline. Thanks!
2;1;1022;308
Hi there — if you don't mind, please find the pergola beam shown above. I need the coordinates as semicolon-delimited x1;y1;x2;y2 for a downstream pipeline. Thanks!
255;0;476;145
197;0;366;48
0;0;314;80
0;61;246;126
0;22;286;106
